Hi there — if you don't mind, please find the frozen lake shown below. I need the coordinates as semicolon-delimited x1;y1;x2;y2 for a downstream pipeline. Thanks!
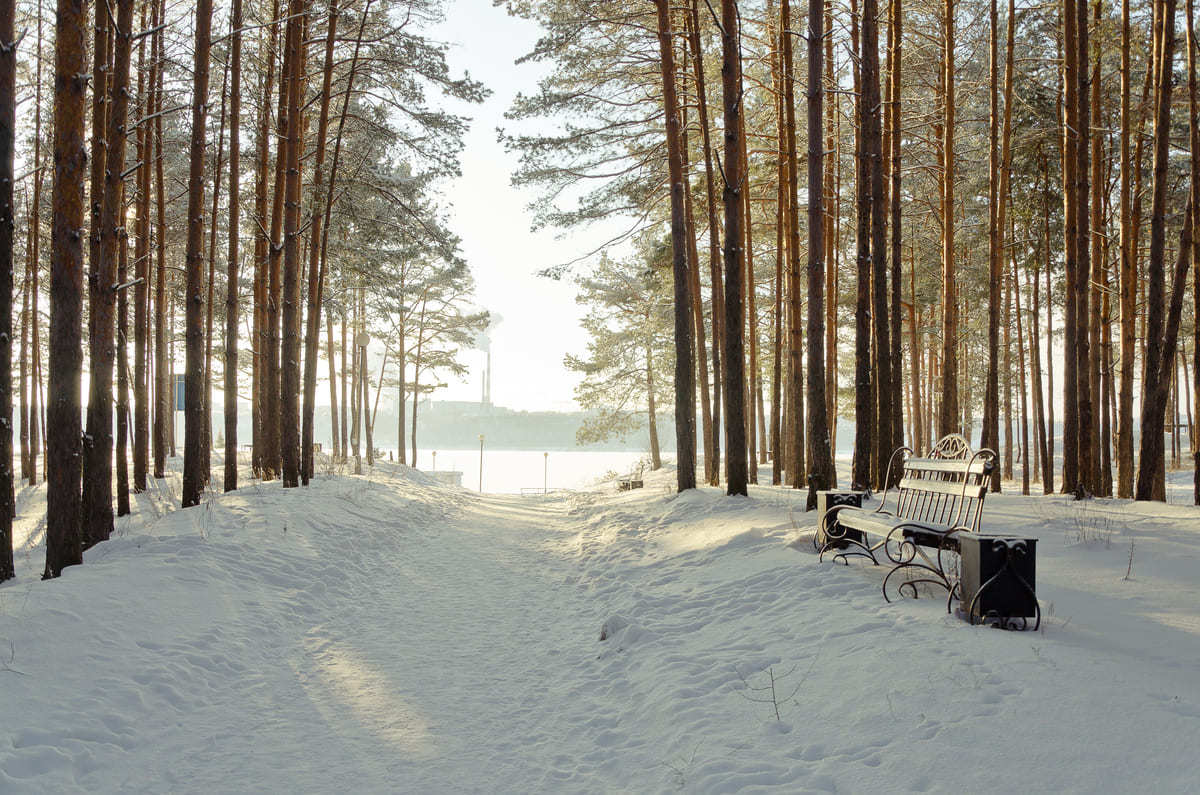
377;448;652;494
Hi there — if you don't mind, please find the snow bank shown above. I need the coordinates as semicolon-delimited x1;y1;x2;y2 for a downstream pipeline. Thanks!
2;456;1199;792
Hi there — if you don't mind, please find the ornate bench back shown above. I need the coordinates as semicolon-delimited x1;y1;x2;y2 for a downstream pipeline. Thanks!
883;434;997;532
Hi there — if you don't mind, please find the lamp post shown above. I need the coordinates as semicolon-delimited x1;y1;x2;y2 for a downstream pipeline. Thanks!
478;434;485;492
544;452;549;494
432;450;437;472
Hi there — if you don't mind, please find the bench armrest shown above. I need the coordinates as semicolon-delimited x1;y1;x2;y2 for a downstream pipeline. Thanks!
875;446;913;515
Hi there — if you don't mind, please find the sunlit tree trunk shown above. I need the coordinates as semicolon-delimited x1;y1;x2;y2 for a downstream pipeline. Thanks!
806;0;833;504
938;0;959;436
718;0;748;496
224;0;243;492
152;0;168;479
133;0;149;493
1117;0;1136;498
688;0;722;484
45;0;88;577
0;0;15;581
1136;0;1182;501
279;0;306;487
181;0;214;508
653;0;697;491
852;0;872;486
301;0;340;485
83;0;134;545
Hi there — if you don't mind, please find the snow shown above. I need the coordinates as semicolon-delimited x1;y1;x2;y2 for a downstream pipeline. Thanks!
2;455;1200;792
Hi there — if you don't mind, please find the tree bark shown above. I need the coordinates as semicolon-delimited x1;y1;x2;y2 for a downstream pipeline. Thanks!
300;0;340;485
653;0;697;492
852;0;872;486
181;0;214;508
116;189;130;517
1074;0;1095;496
719;0;748;497
1116;0;1135;497
0;0;15;581
132;1;149;493
279;0;305;487
688;0;722;485
864;0;891;488
982;0;1001;482
938;0;959;436
224;0;243;492
888;0;904;471
1136;0;1182;500
82;0;134;546
806;0;833;504
45;0;88;576
152;0;168;479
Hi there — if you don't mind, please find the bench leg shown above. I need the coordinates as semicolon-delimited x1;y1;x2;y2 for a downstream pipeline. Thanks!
881;531;958;604
819;533;880;566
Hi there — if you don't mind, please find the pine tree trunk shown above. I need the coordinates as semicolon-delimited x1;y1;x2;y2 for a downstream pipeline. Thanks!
0;0;15;581
1003;267;1014;478
83;0;134;546
1089;0;1106;494
646;342;662;470
939;0;959;437
982;0;1001;480
719;0;748;497
204;60;229;487
300;0;340;485
340;310;348;457
1074;0;1095;496
781;0;804;490
825;0;839;471
252;0;279;477
1189;0;1200;503
1010;234;1030;495
263;5;291;481
116;193;130;516
742;150;758;484
888;0;904;470
278;0;305;487
1120;1;1148;497
1136;0;1183;500
852;0;872;487
653;0;697;492
864;0;891;488
45;0;88;577
680;114;714;481
326;312;338;458
224;0;243;492
805;0;833;504
361;341;373;466
687;0;722;485
181;0;214;508
152;0;168;479
771;23;784;486
133;2;149;493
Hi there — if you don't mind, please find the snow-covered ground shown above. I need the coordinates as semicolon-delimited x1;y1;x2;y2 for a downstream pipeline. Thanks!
2;456;1199;792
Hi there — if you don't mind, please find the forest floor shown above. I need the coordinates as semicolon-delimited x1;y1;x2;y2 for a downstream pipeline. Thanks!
2;454;1199;792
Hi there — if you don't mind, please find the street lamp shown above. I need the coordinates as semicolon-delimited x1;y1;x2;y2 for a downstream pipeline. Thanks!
432;450;437;472
478;434;485;492
544;452;549;494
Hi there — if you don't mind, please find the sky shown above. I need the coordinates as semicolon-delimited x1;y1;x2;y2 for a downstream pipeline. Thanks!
428;0;620;413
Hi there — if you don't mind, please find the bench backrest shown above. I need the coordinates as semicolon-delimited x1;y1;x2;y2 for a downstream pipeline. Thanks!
883;434;996;532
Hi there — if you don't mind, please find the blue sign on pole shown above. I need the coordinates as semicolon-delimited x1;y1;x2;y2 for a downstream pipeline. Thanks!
174;374;185;411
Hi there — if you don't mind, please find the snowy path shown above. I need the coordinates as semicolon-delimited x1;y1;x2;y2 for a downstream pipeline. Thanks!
4;462;1200;792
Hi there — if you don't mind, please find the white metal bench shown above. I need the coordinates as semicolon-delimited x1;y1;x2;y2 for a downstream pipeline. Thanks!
818;434;997;603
